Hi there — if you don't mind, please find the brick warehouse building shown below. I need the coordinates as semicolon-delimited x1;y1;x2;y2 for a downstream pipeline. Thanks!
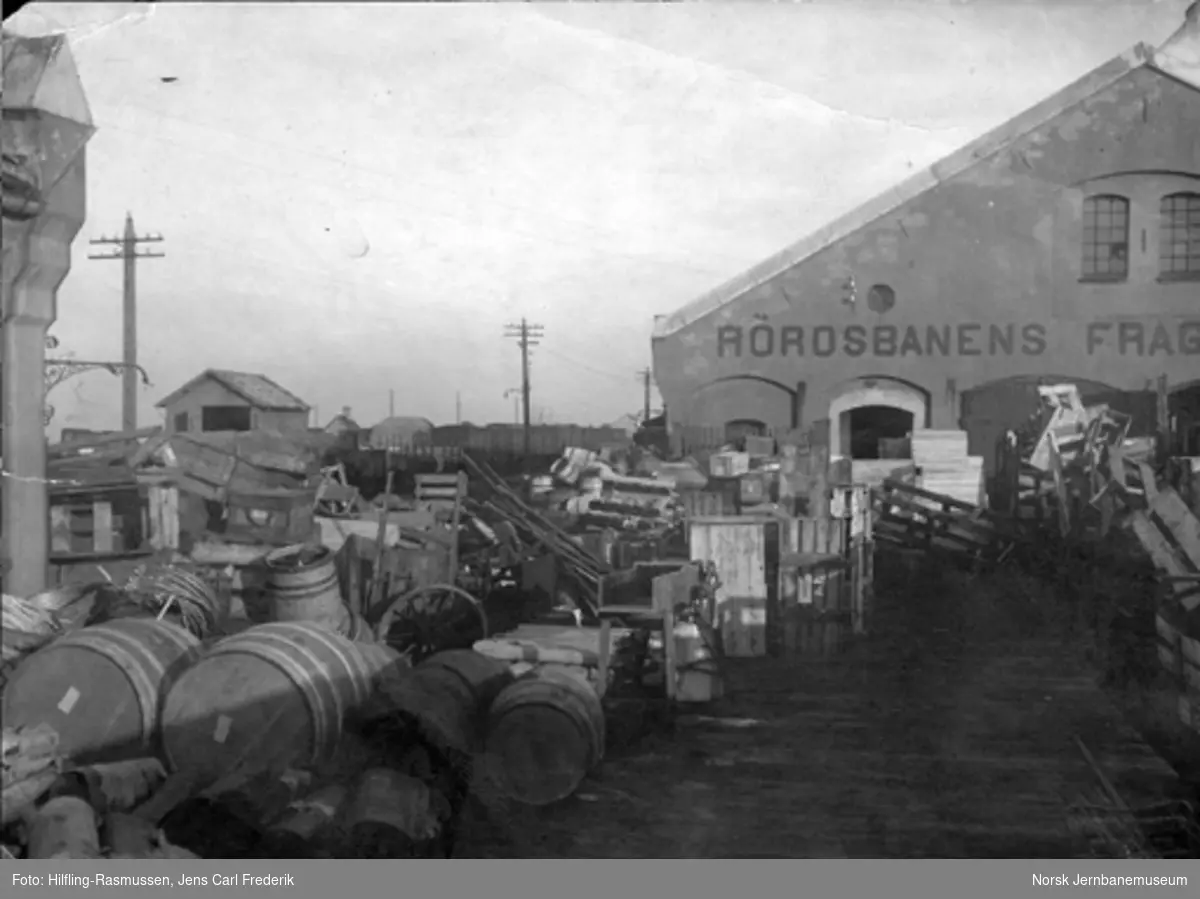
651;24;1200;474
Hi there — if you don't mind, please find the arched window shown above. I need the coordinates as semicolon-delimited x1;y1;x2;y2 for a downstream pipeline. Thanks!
1160;191;1200;281
1081;194;1130;281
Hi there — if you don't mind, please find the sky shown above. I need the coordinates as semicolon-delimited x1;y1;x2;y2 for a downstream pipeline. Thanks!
3;0;1192;438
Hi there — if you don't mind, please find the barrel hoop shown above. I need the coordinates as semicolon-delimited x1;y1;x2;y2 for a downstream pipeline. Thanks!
269;568;341;596
150;619;203;655
422;656;478;699
311;623;372;708
210;623;369;765
494;680;597;720
212;631;339;765
294;623;372;708
67;624;178;747
491;680;603;766
264;544;332;569
339;637;374;706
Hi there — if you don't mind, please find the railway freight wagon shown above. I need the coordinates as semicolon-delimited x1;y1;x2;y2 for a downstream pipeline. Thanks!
428;424;627;456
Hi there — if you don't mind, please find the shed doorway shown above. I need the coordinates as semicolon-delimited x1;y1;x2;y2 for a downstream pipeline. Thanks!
847;405;914;460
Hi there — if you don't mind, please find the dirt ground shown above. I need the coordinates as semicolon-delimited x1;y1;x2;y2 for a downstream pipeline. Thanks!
455;551;1180;858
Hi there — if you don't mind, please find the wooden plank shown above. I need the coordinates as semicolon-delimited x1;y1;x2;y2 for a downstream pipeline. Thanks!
92;501;113;554
148;487;163;550
164;486;180;551
689;519;768;658
1150;488;1200;572
49;506;73;554
597;620;612;700
147;485;179;552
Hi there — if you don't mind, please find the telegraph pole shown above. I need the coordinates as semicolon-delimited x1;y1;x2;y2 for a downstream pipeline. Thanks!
637;367;653;423
504;318;544;455
89;212;164;432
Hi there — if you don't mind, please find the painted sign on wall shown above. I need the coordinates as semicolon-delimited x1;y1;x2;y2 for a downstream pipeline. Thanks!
1086;321;1200;356
715;322;1048;359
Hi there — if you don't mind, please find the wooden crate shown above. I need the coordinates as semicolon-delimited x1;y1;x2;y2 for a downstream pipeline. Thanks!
612;536;664;569
222;488;317;546
781;516;848;608
163;435;239;500
710;452;750;478
831;484;873;541
780;607;851;658
679;488;733;519
48;487;147;560
414;472;467;511
775;515;875;653
743;435;776;458
688;516;778;659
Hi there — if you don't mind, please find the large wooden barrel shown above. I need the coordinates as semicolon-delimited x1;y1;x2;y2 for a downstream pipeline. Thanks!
483;664;605;806
2;619;200;765
373;650;511;758
159;622;379;789
263;544;350;635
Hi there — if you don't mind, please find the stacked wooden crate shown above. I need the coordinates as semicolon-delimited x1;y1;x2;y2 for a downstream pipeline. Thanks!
686;498;876;661
688;516;778;659
850;459;914;489
911;430;985;507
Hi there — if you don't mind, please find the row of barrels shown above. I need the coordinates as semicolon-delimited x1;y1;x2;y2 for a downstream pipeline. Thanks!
1;617;607;815
1;619;395;790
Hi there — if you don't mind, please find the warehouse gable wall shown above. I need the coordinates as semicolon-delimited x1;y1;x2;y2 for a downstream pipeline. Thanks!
653;65;1200;458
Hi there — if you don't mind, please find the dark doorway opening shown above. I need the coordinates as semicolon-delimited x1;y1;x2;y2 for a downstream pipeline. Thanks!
848;405;913;460
725;418;767;445
1171;385;1200;456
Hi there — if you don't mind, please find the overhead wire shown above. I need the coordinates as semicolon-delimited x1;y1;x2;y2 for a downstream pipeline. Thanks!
533;345;633;384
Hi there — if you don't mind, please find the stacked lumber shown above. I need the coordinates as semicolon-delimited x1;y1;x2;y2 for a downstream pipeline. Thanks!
911;430;985;507
462;454;608;620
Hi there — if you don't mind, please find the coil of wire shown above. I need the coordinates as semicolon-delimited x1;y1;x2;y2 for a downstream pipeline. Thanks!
124;566;224;638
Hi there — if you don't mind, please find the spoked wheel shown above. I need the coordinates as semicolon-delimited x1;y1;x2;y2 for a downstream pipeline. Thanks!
374;583;489;665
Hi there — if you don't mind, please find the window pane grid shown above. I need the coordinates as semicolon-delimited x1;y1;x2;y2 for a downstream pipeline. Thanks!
1160;192;1200;276
1082;195;1129;279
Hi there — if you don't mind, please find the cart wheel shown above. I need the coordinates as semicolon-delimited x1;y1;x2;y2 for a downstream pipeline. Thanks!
374;583;489;664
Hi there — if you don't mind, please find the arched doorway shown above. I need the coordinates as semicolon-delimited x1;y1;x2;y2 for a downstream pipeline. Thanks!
847;405;915;459
725;418;768;444
828;377;929;460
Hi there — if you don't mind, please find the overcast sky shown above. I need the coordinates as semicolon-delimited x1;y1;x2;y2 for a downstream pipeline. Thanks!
4;0;1190;436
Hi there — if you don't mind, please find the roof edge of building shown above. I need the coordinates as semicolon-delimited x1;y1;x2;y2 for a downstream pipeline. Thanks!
154;368;310;411
652;41;1157;341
